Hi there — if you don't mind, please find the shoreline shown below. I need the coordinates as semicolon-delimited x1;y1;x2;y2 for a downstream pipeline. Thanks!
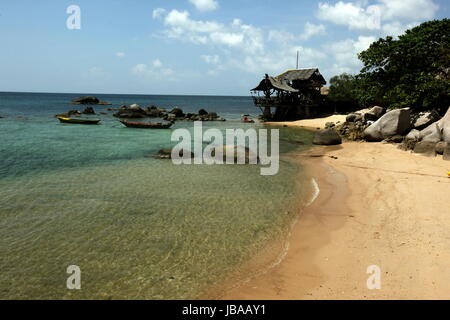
220;141;450;299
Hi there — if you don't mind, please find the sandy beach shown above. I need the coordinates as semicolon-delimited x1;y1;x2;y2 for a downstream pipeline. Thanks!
266;115;347;129
221;141;450;299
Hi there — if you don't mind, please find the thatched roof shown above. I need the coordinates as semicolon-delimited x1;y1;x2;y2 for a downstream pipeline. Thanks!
276;68;326;84
251;68;326;92
251;76;299;92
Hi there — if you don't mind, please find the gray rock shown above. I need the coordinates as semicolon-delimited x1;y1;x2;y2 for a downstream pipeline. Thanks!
405;129;420;140
443;143;450;161
385;135;404;143
71;96;100;105
82;106;96;114
369;106;385;119
435;142;447;155
419;122;442;143
363;108;411;141
150;148;194;159
413;111;440;130
413;141;436;157
440;107;450;143
312;129;342;145
209;145;258;164
346;113;358;122
170;108;184;117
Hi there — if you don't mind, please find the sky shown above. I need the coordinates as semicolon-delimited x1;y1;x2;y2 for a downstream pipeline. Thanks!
0;0;448;95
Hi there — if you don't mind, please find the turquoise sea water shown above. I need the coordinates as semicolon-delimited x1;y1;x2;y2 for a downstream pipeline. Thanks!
0;92;314;299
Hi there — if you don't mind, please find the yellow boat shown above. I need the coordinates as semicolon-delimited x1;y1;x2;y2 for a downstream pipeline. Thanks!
57;116;101;125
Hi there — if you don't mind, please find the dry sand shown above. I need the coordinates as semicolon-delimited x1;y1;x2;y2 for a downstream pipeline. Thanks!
266;115;347;129
221;142;450;299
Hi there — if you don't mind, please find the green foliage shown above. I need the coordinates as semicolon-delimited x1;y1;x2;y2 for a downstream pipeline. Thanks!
355;19;450;114
327;73;360;112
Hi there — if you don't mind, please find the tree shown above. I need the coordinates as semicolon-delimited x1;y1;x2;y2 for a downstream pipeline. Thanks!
356;19;450;115
327;73;360;113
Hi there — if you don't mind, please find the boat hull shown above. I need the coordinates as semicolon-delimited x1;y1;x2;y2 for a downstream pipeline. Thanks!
58;116;101;125
119;120;173;129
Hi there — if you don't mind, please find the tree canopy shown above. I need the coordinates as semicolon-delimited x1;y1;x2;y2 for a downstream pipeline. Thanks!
327;73;360;113
356;19;449;114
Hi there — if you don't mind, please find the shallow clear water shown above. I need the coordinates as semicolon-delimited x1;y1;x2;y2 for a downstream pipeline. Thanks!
0;92;314;299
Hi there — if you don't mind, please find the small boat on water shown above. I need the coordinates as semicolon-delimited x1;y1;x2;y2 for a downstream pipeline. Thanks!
57;116;101;125
241;114;255;123
119;120;174;129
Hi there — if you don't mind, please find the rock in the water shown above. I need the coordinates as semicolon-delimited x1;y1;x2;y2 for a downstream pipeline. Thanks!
71;96;100;105
82;106;95;114
129;104;141;110
413;111;440;130
312;129;342;145
198;109;208;116
170;108;184;118
209;145;258;163
150;148;194;159
413;141;436;157
113;105;147;118
435;142;447;155
419;122;442;143
405;129;420;140
363;108;411;142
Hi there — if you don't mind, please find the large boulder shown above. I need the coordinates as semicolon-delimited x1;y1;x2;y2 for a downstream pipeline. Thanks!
198;109;208;116
413;141;436;157
113;105;147;118
170;108;184;118
435;142;447;155
71;96;100;105
363;106;385;122
405;129;420;141
413;111;440;130
440;107;450;143
312;129;342;145
443;143;450;161
82;106;96;114
363;108;411;142
419;122;442;143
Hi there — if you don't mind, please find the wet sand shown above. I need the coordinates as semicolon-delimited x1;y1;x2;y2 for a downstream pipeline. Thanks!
221;142;450;299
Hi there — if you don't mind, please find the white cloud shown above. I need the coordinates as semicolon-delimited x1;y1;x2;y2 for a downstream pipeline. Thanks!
189;0;219;12
153;9;327;76
152;8;166;19
152;59;163;68
159;9;264;54
300;22;326;40
317;1;381;30
381;21;420;37
378;0;438;21
317;0;438;31
132;59;174;78
201;55;220;65
326;36;376;75
116;52;125;57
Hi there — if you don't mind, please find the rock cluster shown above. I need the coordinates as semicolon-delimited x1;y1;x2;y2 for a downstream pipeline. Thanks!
113;105;226;121
71;96;111;105
322;105;450;160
